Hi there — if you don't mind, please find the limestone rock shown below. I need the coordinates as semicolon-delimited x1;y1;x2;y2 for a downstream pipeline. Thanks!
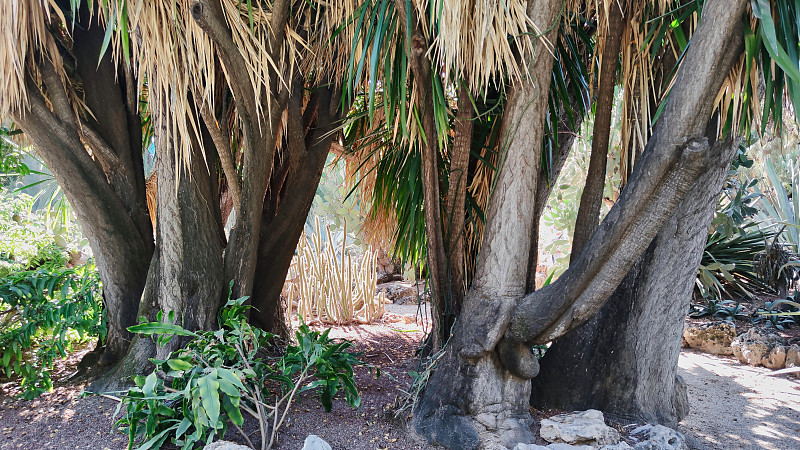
786;345;800;378
682;322;736;355
631;424;687;450
731;327;787;367
376;281;427;305
539;410;620;446
302;434;332;450
764;345;788;370
601;443;633;450
203;441;250;450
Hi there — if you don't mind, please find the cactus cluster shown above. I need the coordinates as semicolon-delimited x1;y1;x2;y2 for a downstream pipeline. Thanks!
284;217;385;324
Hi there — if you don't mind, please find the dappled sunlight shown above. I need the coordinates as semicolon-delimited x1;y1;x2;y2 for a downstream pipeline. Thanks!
679;350;800;449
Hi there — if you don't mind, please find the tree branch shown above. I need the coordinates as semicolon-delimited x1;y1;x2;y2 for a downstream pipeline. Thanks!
39;58;76;129
504;0;748;351
191;0;259;121
195;90;242;213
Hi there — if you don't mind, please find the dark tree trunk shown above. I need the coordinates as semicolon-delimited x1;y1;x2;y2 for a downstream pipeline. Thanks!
395;0;450;352
249;86;341;336
91;114;226;392
571;2;625;258
531;131;737;427
12;8;154;366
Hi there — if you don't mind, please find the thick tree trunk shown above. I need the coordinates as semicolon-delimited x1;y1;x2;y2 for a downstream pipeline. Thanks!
250;87;340;335
12;9;154;365
412;1;746;448
571;2;625;258
531;131;737;427
90;115;225;392
412;1;562;447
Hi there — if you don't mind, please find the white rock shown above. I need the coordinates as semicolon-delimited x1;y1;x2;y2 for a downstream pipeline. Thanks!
203;441;251;450
632;425;687;450
303;435;332;450
731;328;787;367
539;409;620;446
601;443;633;449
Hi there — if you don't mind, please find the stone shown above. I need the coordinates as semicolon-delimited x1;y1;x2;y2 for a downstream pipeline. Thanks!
786;344;800;372
302;434;332;450
539;410;620;446
203;441;250;450
631;424;687;450
731;327;787;367
376;281;427;305
682;322;736;355
601;443;633;450
764;345;788;370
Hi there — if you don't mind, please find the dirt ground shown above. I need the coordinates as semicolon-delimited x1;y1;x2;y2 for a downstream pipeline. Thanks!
1;311;799;449
678;349;800;450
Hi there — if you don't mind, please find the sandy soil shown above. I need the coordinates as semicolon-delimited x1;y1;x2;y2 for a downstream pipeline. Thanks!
678;349;800;449
1;312;799;449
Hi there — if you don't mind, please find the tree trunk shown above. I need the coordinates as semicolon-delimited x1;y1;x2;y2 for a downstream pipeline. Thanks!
571;2;625;258
12;9;154;365
90;113;225;392
394;0;450;352
412;0;746;447
531;130;737;427
412;1;562;446
526;86;587;294
441;84;473;335
250;87;340;336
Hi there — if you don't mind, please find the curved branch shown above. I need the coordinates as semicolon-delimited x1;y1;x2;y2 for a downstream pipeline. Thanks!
191;0;259;121
504;0;748;350
196;93;242;212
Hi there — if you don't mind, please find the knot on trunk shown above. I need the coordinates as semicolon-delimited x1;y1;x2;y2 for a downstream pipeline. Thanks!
497;338;540;379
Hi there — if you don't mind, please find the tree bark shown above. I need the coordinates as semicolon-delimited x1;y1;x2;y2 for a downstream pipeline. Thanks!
412;0;746;447
249;86;341;335
441;84;473;335
412;1;562;447
395;0;450;352
531;131;737;427
571;2;625;258
12;9;154;365
90;111;225;392
526;84;587;294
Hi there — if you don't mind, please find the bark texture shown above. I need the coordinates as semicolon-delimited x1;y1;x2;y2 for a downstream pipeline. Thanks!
531;134;738;427
250;86;342;335
12;9;153;365
412;1;562;447
91;113;225;392
571;2;625;257
413;0;746;447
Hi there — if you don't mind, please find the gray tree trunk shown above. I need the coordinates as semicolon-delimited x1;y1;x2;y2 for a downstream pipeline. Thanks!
90;114;225;392
412;0;746;448
531;132;737;427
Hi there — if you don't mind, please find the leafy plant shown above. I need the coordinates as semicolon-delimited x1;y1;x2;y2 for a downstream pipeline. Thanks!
0;263;104;398
115;292;370;450
754;299;800;330
689;299;748;322
696;223;772;300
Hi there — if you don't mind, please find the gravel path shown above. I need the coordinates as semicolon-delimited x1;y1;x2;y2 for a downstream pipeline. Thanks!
678;349;800;449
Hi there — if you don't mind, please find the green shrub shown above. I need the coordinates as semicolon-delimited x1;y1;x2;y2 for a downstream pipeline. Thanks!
0;263;105;398
115;293;371;450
